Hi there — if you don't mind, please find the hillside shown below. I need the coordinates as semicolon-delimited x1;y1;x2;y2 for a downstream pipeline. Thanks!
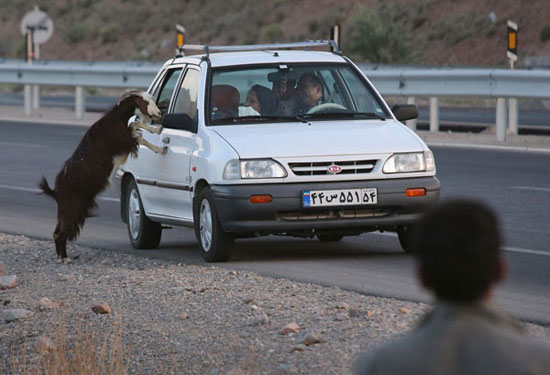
1;0;550;67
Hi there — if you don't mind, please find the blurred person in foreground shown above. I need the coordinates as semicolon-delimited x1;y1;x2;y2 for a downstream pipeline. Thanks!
354;199;550;375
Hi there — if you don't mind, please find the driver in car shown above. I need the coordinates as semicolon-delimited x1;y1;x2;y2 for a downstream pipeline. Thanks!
296;73;324;114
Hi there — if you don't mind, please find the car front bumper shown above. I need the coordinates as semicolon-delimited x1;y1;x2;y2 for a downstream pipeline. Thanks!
210;176;440;234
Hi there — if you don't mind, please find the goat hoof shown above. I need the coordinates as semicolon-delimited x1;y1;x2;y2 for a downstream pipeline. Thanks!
162;146;168;155
59;256;79;264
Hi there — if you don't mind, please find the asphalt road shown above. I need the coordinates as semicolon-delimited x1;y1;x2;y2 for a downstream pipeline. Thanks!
0;120;549;324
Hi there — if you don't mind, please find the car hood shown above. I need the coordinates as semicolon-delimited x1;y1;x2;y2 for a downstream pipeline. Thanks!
212;120;425;159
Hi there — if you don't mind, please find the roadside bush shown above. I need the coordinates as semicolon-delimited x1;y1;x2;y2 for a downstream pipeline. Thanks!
261;23;285;43
63;23;88;45
98;22;121;44
344;5;406;63
541;25;550;42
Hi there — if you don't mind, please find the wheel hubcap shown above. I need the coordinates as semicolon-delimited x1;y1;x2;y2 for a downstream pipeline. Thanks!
199;199;213;252
129;189;141;240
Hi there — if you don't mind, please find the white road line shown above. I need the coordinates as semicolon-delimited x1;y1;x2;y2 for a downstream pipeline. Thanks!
0;141;46;148
510;186;550;193
502;246;550;257
426;142;550;154
0;184;120;202
0;184;41;193
371;232;548;256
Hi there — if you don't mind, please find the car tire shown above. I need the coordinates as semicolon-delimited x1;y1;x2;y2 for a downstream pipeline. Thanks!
317;234;344;242
126;179;162;249
194;187;234;262
397;226;416;254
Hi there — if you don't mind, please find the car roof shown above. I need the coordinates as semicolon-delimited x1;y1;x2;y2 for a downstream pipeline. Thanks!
164;50;347;69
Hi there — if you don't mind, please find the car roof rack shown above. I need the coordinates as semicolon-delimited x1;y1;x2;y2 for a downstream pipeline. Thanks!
176;40;342;58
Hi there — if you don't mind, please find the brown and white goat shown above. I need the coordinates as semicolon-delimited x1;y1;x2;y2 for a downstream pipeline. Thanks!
39;90;165;262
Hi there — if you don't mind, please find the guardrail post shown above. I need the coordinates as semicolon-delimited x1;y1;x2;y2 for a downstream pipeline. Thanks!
75;86;85;120
406;96;417;130
496;98;507;141
508;98;518;135
429;97;439;132
24;85;32;116
32;85;40;110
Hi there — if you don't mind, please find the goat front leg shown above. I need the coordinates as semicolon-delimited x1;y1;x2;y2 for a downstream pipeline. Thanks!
138;137;168;155
131;120;163;134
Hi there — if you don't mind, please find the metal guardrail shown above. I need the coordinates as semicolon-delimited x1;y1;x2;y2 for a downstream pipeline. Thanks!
361;67;550;99
1;59;549;140
2;60;550;97
0;60;160;88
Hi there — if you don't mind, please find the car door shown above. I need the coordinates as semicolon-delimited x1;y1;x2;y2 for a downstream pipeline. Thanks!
142;66;201;223
137;65;184;213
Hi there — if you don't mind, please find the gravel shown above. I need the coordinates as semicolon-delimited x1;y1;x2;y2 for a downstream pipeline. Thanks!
1;233;548;374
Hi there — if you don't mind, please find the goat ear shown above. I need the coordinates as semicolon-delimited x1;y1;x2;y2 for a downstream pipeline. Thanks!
117;89;143;105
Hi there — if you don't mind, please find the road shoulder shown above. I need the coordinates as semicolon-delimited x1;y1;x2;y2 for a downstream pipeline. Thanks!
1;233;548;373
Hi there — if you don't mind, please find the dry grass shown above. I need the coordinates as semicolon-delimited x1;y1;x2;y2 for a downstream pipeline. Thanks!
8;315;127;375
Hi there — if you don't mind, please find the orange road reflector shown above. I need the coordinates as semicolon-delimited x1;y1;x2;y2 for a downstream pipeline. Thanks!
405;188;426;197
508;32;516;50
249;195;272;204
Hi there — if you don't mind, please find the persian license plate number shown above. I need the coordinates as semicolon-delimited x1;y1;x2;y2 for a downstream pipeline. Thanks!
302;188;377;207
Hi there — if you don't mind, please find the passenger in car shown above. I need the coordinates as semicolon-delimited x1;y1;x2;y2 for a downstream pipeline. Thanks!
270;75;298;116
296;73;324;114
244;84;279;116
211;84;240;120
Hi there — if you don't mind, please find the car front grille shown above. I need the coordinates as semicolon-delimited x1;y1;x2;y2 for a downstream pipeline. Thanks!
288;159;377;176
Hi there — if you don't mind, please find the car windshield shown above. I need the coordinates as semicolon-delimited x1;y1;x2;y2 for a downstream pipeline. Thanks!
208;63;390;125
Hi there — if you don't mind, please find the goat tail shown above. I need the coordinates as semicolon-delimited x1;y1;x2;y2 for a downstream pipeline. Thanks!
38;176;56;201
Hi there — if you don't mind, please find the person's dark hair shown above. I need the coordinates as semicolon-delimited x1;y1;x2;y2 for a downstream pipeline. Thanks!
250;84;279;116
414;199;501;303
298;73;323;89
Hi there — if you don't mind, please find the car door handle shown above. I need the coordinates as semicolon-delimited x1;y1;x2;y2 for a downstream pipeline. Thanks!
162;137;170;144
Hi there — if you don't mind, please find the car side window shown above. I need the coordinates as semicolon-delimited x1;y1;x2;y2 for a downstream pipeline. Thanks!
319;70;345;107
173;68;200;119
154;68;183;116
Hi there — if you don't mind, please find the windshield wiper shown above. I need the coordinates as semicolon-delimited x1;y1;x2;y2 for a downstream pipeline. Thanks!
212;115;308;124
300;112;387;121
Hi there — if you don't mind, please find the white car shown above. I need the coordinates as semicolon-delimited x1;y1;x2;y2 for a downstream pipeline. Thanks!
117;41;440;262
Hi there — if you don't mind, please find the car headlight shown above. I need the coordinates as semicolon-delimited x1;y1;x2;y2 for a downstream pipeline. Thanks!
383;151;435;173
223;159;287;179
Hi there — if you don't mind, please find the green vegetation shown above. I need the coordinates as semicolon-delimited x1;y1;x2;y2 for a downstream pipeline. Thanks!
98;22;121;44
63;24;88;45
541;25;550;42
261;23;285;43
344;5;406;63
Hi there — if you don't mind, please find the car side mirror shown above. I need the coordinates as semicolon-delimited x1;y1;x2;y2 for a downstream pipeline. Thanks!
161;113;198;133
391;104;418;122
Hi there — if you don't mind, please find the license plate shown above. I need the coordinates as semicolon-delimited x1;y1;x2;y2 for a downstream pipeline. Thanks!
302;188;377;207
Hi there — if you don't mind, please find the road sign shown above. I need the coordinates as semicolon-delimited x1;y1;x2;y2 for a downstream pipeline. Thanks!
507;20;518;62
20;6;53;45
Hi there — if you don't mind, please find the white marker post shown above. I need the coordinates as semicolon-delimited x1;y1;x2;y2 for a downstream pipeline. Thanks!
20;7;54;115
176;24;185;54
507;20;518;135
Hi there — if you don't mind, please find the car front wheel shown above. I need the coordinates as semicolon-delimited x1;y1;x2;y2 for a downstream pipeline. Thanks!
397;226;416;254
126;179;162;249
194;187;234;262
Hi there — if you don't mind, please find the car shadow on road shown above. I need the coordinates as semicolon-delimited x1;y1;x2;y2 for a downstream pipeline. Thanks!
154;232;408;264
